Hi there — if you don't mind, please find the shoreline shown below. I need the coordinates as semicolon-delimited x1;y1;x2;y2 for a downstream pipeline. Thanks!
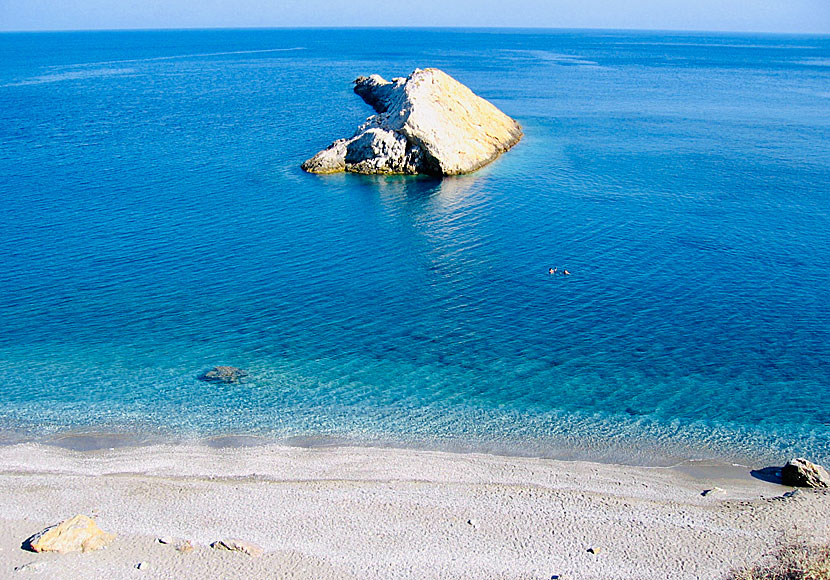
2;441;829;579
0;423;812;470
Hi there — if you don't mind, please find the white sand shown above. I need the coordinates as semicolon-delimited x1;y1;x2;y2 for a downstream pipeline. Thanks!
1;442;828;579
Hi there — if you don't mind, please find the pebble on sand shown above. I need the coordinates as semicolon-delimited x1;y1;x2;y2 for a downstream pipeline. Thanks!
13;561;46;573
210;539;264;557
157;536;194;553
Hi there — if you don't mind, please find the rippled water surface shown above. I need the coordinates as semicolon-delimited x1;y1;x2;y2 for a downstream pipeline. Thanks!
0;29;828;464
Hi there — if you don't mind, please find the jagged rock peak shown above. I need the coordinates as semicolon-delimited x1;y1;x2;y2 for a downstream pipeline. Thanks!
353;74;406;113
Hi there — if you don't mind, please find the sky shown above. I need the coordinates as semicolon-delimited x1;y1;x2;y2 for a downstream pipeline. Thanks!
0;0;828;34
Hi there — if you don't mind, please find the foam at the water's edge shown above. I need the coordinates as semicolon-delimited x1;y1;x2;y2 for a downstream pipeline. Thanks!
0;419;815;471
2;430;778;488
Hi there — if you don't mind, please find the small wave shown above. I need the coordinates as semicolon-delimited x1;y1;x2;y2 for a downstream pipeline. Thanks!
510;50;601;67
54;47;308;70
793;57;830;67
787;87;830;99
3;67;136;88
613;41;820;50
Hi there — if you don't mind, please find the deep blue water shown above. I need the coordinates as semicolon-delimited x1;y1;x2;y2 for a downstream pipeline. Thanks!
0;29;828;465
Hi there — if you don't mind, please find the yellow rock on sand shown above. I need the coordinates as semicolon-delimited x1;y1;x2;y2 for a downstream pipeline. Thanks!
27;514;116;553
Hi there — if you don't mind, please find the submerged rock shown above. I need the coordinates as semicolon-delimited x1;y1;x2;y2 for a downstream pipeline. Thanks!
302;68;522;176
781;458;830;488
198;366;248;384
24;514;115;554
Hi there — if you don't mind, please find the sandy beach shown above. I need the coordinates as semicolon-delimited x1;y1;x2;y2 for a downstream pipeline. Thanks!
1;442;828;579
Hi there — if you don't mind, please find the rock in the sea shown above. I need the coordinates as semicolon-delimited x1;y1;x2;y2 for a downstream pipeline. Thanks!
24;514;115;554
198;366;248;384
210;539;264;557
781;458;830;488
302;68;522;176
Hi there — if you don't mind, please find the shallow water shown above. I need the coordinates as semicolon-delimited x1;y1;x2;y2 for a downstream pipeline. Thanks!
0;29;828;465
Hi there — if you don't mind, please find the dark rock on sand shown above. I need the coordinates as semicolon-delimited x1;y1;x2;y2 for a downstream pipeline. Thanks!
781;458;830;488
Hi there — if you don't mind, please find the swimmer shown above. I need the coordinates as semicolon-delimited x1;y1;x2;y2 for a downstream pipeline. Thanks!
562;269;571;276
549;267;556;275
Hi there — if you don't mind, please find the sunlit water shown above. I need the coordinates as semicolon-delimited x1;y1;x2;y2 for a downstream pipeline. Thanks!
0;29;828;465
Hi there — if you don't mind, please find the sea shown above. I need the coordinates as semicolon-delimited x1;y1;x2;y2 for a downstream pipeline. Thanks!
0;28;828;465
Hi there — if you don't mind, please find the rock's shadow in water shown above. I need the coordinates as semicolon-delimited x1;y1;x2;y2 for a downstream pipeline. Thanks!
750;466;784;485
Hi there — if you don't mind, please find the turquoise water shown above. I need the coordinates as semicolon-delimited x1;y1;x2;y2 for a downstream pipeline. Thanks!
0;29;828;464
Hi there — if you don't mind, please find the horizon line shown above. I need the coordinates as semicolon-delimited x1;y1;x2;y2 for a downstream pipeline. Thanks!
1;25;828;36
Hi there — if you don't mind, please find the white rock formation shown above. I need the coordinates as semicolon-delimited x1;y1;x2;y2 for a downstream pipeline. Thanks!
302;68;522;176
